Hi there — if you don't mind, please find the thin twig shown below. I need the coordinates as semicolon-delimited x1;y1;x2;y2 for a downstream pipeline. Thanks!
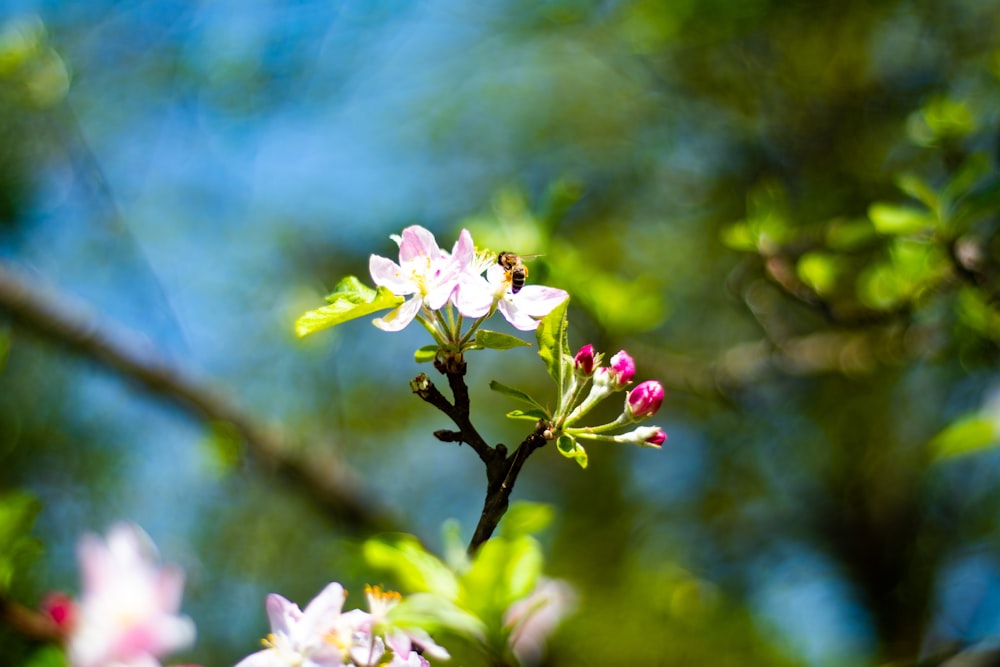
411;358;549;553
0;261;398;533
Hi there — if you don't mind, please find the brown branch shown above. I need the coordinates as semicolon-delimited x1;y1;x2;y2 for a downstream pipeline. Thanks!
411;357;549;553
0;597;62;645
0;261;398;533
467;422;549;552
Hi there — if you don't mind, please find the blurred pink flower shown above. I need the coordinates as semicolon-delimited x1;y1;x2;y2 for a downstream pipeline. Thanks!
504;578;576;666
67;523;195;667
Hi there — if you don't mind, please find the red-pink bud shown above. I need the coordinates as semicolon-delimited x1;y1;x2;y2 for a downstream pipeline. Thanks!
608;350;635;387
626;380;664;419
645;428;667;447
574;344;596;375
41;592;77;632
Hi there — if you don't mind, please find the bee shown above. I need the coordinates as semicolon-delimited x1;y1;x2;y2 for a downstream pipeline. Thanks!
497;251;538;294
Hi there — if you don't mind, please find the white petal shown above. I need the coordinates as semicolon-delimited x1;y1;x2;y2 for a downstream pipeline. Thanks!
498;299;540;331
398;226;442;263
372;296;422;332
512;286;568;317
454;277;495;318
235;649;289;667
369;255;414;294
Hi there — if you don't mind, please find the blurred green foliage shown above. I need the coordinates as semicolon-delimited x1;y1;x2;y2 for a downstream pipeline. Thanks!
3;1;1000;666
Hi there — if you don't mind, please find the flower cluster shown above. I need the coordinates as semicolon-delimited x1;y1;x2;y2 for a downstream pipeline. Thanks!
558;346;667;449
43;523;196;667
369;225;568;336
235;583;447;667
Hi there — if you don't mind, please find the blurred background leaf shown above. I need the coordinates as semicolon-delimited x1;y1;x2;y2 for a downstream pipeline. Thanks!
2;2;1000;666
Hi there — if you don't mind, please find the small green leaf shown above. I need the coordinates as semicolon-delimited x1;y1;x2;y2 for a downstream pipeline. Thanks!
388;592;485;638
929;414;998;461
23;646;68;667
500;502;554;539
895;172;939;211
414;345;439;363
825;218;877;251
506;408;550;421
556;434;588;469
473;329;531;351
461;533;543;620
441;519;469;573
363;534;460;600
536;298;570;393
868;202;935;236
957;287;1000;340
490;380;547;410
797;252;839;296
0;326;10;373
944;152;991;204
907;95;977;146
719;222;756;252
0;492;42;594
295;278;403;337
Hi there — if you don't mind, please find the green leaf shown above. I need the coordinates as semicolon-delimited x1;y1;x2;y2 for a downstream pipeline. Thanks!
825;218;877;251
501;536;544;602
957;287;1000;340
295;277;403;337
868;202;935;236
414;345;439;363
500;502;554;539
0;326;10;374
461;534;543;622
895;172;939;211
0;492;42;594
944;152;991;204
719;222;756;252
796;252;839;296
929;414;998;461
907;95;977;146
473;329;531;351
363;534;460;600
489;380;547;411
951;175;1000;231
858;240;950;310
441;519;470;573
556;434;588;469
506;408;550;422
23;646;68;667
388;592;486;638
536;298;570;393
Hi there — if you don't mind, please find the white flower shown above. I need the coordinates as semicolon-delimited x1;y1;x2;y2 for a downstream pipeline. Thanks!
504;578;576;666
236;583;391;667
369;226;463;332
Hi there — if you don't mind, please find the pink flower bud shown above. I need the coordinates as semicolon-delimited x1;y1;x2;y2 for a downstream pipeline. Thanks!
645;427;667;447
606;350;635;388
574;344;596;375
626;380;664;419
41;592;77;631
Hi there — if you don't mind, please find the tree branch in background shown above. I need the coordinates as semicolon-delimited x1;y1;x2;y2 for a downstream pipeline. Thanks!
0;261;399;534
